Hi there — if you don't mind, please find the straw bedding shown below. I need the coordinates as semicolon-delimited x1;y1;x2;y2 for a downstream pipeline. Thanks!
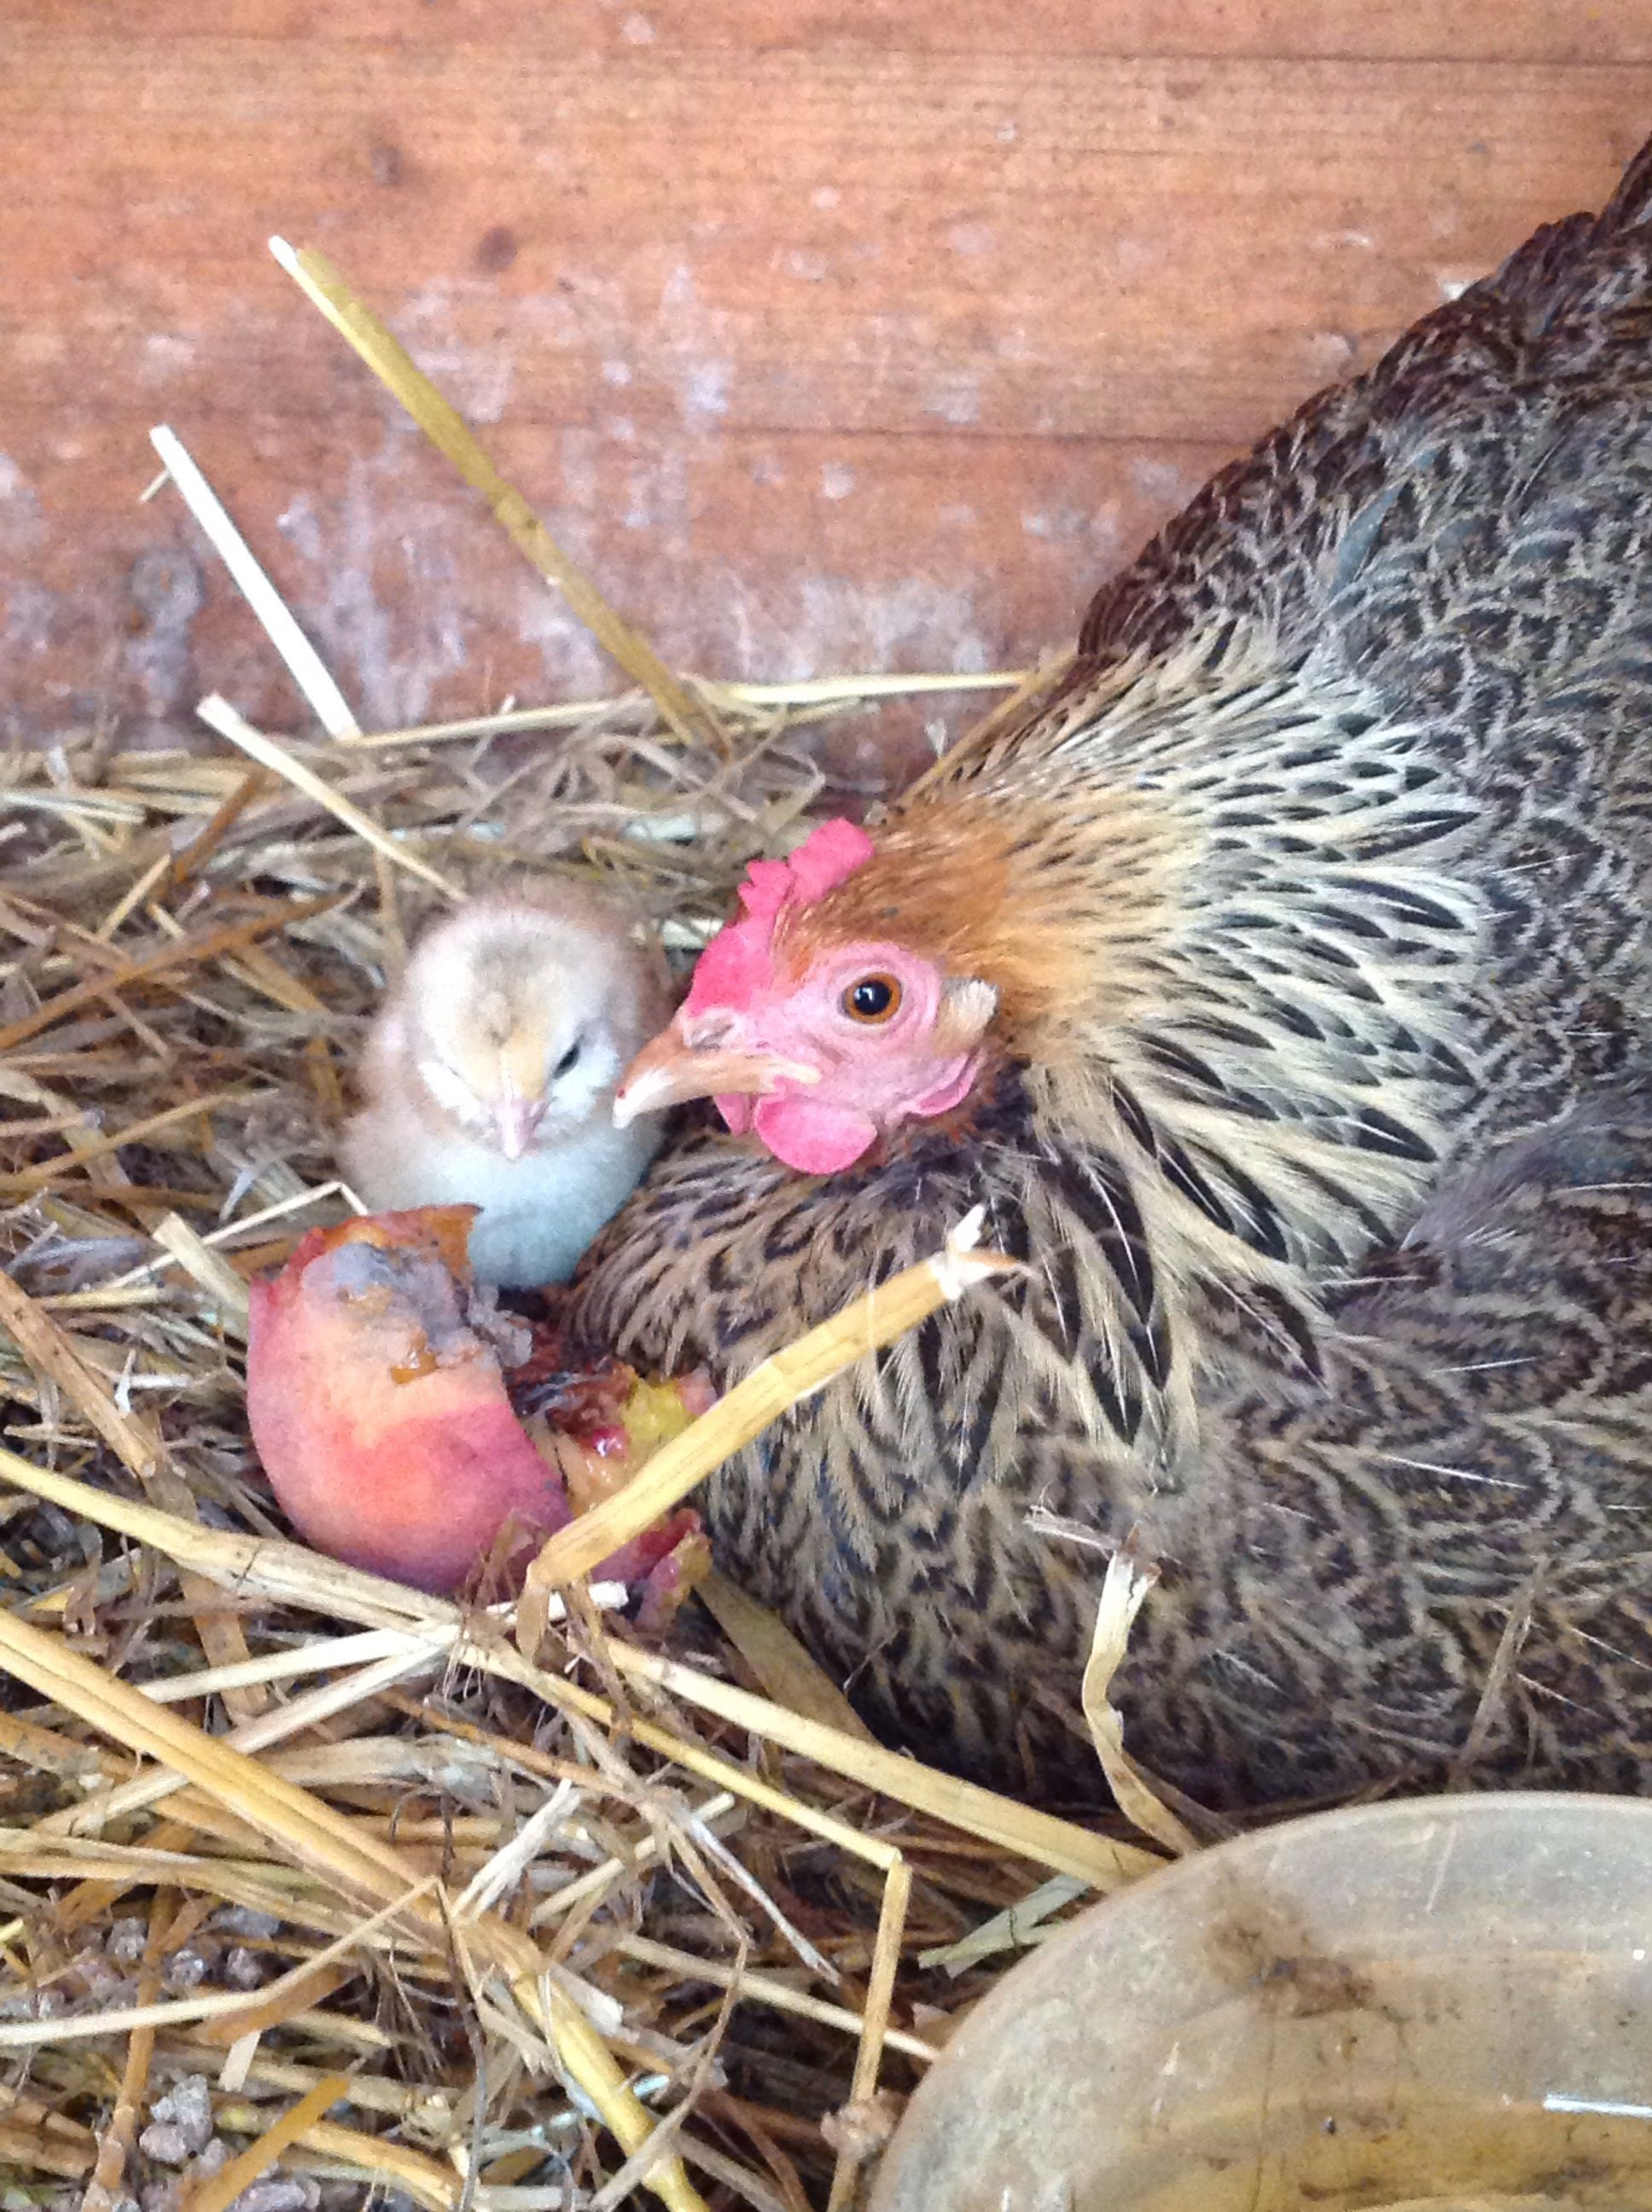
0;672;1166;2212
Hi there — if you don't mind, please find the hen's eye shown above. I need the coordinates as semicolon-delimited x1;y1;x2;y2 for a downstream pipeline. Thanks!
842;974;902;1024
553;1040;582;1078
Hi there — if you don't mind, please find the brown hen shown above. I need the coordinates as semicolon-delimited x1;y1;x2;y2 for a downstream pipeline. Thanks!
569;141;1652;1811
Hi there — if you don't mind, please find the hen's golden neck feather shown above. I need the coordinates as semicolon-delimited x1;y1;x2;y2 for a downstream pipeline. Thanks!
808;626;1480;1301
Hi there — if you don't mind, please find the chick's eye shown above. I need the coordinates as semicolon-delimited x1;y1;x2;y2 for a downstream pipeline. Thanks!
841;973;902;1024
553;1040;582;1078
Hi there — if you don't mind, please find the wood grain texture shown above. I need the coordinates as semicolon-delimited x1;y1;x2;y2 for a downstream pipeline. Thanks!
2;6;1649;754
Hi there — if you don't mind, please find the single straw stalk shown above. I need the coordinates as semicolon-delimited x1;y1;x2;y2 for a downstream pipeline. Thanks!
148;427;361;741
826;1854;913;2212
81;1890;166;2212
196;696;459;897
178;2072;352;2212
1081;1533;1202;1855
526;1206;1016;1586
206;2108;462;2212
269;236;725;754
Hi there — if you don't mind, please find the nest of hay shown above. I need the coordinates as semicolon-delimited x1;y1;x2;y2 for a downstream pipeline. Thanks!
0;669;1166;2212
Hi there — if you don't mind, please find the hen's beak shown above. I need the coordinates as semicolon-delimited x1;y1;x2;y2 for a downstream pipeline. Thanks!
613;1025;819;1126
494;1091;544;1161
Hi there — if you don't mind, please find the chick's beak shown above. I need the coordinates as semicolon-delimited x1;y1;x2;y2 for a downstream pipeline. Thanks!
494;1091;544;1161
613;1020;820;1127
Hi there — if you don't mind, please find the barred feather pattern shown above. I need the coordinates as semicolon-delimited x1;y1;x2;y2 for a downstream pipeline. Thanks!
570;140;1652;1808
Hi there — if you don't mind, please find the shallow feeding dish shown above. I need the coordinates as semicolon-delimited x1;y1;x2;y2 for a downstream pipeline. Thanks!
871;1793;1652;2212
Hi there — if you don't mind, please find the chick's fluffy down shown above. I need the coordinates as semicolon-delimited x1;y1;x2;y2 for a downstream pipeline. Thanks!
342;888;672;1287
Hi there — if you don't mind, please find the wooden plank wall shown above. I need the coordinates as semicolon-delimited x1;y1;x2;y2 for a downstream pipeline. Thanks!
3;3;1650;777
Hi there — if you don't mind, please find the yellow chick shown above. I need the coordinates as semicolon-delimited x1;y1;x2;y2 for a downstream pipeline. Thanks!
340;888;673;1287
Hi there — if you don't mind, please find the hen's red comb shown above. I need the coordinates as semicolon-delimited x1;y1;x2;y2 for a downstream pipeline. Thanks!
685;818;875;1014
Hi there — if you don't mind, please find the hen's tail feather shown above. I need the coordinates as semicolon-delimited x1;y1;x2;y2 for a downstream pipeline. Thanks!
1480;133;1652;331
1073;137;1652;668
1599;131;1652;233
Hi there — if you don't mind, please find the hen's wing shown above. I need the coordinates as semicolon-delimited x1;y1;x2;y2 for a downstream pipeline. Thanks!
1128;1084;1652;1809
